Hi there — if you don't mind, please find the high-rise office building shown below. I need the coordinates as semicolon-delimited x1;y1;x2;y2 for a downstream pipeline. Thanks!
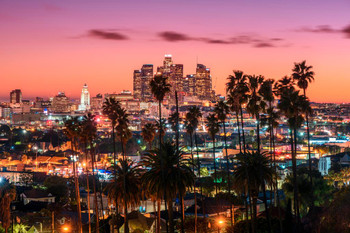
52;92;71;113
183;74;196;96
78;84;90;111
195;64;212;100
10;89;22;104
133;64;154;101
91;94;103;111
133;70;142;100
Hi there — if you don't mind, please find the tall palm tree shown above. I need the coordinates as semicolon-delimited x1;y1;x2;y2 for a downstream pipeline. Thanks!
246;75;266;152
63;117;83;233
0;179;16;233
142;142;195;233
185;106;202;233
214;100;234;225
106;159;141;233
168;111;181;148
233;151;274;228
103;97;122;170
115;107;133;233
278;88;311;224
115;107;132;159
226;71;249;152
103;97;122;232
205;113;221;195
150;74;171;146
81;113;100;233
141;123;157;150
292;61;315;185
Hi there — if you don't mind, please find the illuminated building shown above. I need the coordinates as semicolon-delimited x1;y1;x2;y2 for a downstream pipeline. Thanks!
78;84;90;111
133;64;154;101
133;70;142;100
91;94;103;111
195;64;213;100
51;92;71;113
183;74;196;96
10;89;22;104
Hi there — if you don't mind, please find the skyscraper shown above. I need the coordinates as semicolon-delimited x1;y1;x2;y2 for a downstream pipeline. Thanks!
183;74;196;96
195;64;212;100
133;64;154;101
10;89;22;104
78;84;90;111
141;64;154;101
133;70;142;100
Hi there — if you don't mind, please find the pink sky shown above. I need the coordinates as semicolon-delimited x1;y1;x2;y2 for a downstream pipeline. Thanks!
1;0;350;102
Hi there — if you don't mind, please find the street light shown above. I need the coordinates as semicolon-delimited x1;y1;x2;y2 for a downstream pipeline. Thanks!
217;218;225;233
62;225;70;232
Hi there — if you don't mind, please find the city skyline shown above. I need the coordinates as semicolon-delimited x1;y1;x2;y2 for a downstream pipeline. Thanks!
1;0;350;102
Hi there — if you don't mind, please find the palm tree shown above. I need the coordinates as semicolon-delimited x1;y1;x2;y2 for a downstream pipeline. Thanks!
168;111;181;148
150;74;171;146
226;70;249;152
141;123;157;150
81;113;100;233
115;107;133;233
233;151;274;228
106;159;141;233
63;117;83;233
115;107;132;159
142;142;195;233
205;114;221;195
246;75;265;152
185;106;202;233
214;100;234;225
292;61;315;185
278;88;311;224
0;179;16;233
103;97;122;171
103;97;122;232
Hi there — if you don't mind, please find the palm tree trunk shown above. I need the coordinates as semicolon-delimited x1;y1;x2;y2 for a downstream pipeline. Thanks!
85;144;92;233
179;193;185;233
290;129;298;228
212;137;218;195
90;144;100;233
272;128;283;233
222;120;233;225
71;140;82;233
194;132;205;221
256;115;260;153
157;199;161;233
120;137;129;233
159;101;162;147
293;128;300;224
240;107;247;153
303;88;313;207
235;112;242;153
167;199;175;233
112;126;120;233
190;135;197;233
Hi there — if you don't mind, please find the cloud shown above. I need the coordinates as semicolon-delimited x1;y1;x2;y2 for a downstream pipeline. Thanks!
342;25;350;38
158;31;192;41
254;42;274;48
157;31;283;48
88;29;129;40
296;25;338;33
296;24;350;38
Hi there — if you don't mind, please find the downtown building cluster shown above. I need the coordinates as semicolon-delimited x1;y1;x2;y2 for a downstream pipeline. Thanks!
133;55;216;103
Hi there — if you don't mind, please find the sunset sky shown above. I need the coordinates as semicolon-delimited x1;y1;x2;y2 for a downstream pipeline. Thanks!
1;0;350;102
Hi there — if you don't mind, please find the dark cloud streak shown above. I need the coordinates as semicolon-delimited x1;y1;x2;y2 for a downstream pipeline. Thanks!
296;24;350;38
157;31;283;48
88;29;129;40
